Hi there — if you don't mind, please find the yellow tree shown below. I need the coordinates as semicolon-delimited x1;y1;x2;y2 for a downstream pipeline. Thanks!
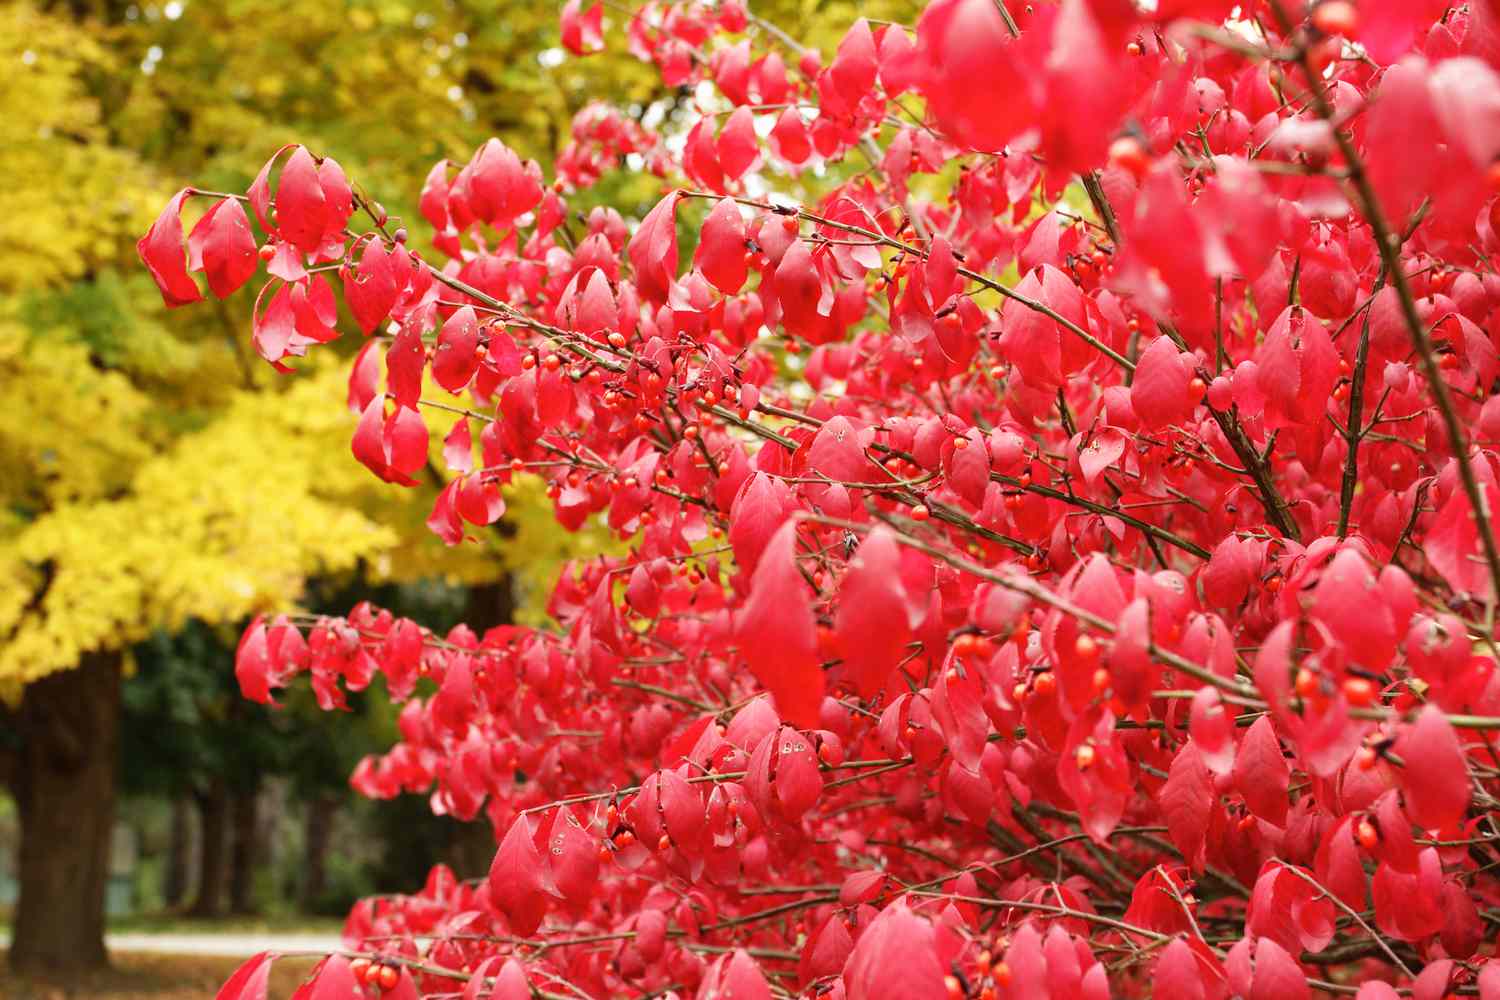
0;0;632;973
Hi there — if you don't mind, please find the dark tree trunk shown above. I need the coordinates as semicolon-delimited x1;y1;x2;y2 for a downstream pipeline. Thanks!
301;793;337;908
228;787;259;914
8;651;121;976
189;780;229;917
464;575;516;633
164;796;192;907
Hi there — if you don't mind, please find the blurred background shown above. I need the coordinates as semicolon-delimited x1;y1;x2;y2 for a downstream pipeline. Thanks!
0;0;900;994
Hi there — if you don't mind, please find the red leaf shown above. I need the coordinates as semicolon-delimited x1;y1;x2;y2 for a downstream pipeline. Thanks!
1233;716;1290;827
187;198;259;298
729;472;792;573
829;19;879;109
717;106;758;182
836;528;914;699
1159;741;1214;869
138;189;203;307
736;522;823;728
1131;335;1196;429
1248;938;1309;1000
560;0;605;56
695;197;749;294
216;953;274;1000
387;326;426;409
1153;938;1205;1000
276;146;329;253
443;419;474;474
487;816;558;935
307;956;357;1000
627;192;681;303
842;900;947;1000
769;108;813;165
345;239;401;334
1396;706;1470;830
915;0;1042;152
775;240;825;340
433;306;481;392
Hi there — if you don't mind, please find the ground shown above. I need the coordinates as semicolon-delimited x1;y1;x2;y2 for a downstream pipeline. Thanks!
0;952;319;1000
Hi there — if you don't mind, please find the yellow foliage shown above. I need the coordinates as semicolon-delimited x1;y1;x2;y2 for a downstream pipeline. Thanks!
0;4;157;292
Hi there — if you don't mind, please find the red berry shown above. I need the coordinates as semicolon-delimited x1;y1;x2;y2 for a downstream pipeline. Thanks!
911;503;931;521
257;243;276;261
1355;818;1379;850
1075;744;1096;769
1075;634;1099;660
377;965;400;991
1033;672;1056;696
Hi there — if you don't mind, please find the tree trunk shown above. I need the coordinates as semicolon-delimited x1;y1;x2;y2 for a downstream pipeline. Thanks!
164;796;192;908
300;793;337;908
228;787;258;914
8;651;121;976
189;780;228;917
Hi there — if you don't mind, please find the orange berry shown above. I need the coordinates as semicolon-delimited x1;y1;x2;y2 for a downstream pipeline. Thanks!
911;503;931;521
976;950;992;975
1342;677;1376;706
658;834;671;851
1108;136;1151;180
1355;746;1378;770
608;332;627;347
1075;634;1099;659
954;633;978;657
1188;377;1206;396
1356;818;1379;850
1012;682;1029;704
1075;744;1096;770
1126;40;1143;56
993;961;1012;987
1294;667;1318;698
1311;0;1358;36
953;436;969;449
377;965;400;991
944;975;964;1000
1091;667;1110;694
350;959;371;981
1034;672;1056;696
257;243;277;261
521;354;537;369
598;844;613;863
